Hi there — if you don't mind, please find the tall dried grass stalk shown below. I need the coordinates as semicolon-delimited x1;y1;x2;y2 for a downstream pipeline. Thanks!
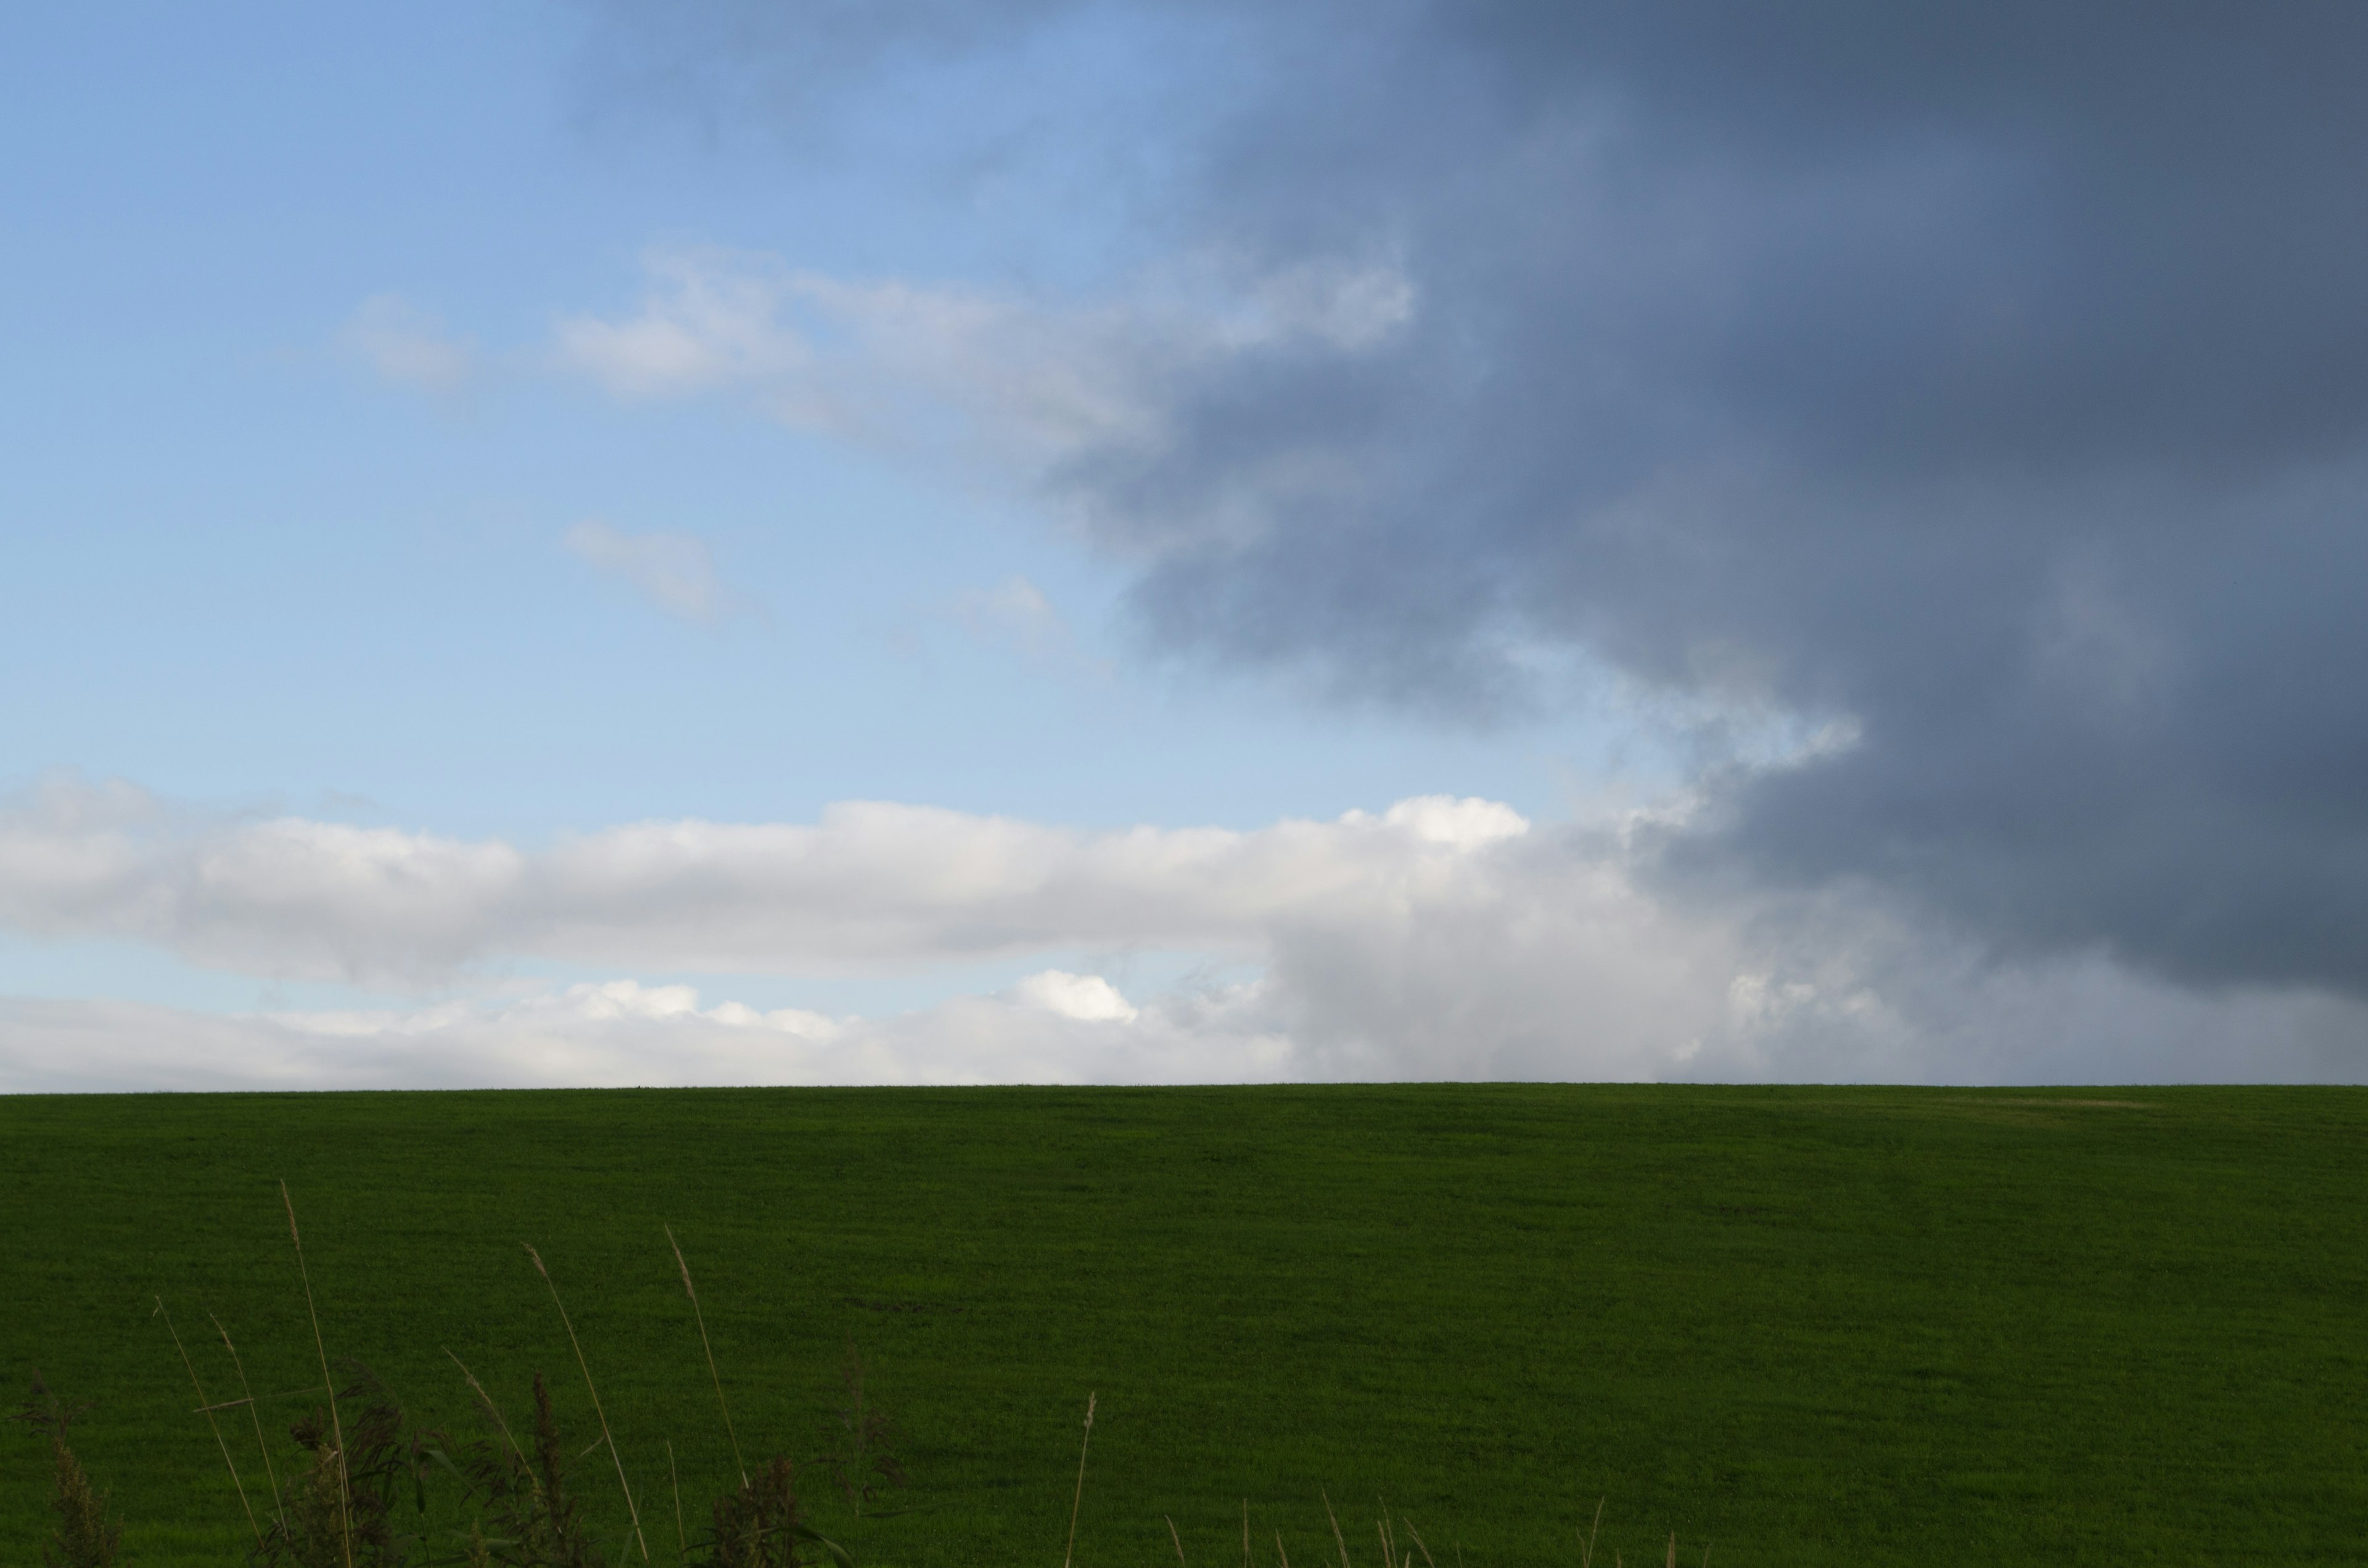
280;1181;353;1568
1275;1529;1291;1568
524;1241;649;1563
1322;1490;1350;1568
665;1225;746;1489
1400;1516;1437;1568
444;1347;537;1500
210;1313;282;1529
154;1298;258;1546
1061;1392;1095;1568
1167;1514;1188;1567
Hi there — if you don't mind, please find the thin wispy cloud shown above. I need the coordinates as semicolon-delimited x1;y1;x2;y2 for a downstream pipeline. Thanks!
550;246;1415;483
341;293;477;395
948;575;1108;674
563;519;747;625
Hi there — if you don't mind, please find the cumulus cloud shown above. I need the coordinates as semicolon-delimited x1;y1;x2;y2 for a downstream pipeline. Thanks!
563;519;746;623
3;774;2362;1087
575;2;2368;1007
0;774;1536;985
342;293;477;395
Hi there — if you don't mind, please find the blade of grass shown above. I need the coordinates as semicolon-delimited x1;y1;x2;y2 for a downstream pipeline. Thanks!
664;1225;746;1490
281;1181;353;1568
154;1298;259;1547
211;1315;283;1530
1579;1499;1602;1568
1276;1529;1292;1568
524;1242;649;1563
1061;1392;1095;1568
1168;1515;1188;1568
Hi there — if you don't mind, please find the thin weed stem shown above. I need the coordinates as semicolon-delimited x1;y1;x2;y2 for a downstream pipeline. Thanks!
665;1225;746;1490
524;1242;649;1562
281;1181;353;1568
211;1314;282;1530
1061;1392;1095;1568
1276;1529;1291;1568
667;1439;687;1560
155;1297;259;1546
1579;1499;1602;1568
1168;1515;1188;1568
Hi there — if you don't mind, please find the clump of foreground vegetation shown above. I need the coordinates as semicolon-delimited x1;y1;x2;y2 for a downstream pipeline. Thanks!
19;1361;857;1568
12;1374;123;1568
36;1185;879;1567
22;1373;1706;1568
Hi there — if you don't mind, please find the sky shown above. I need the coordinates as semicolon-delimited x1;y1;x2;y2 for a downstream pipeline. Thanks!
5;1;2366;1089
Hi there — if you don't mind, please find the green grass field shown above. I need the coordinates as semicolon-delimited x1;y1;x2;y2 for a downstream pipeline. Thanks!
2;1085;2362;1566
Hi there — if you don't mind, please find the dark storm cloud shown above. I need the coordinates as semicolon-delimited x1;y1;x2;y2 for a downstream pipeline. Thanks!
596;2;2368;999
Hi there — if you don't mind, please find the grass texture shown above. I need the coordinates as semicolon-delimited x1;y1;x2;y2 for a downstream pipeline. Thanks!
1;1084;2363;1565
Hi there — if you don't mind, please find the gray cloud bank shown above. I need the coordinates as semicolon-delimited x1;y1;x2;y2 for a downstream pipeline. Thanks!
4;776;2363;1088
588;2;2368;1005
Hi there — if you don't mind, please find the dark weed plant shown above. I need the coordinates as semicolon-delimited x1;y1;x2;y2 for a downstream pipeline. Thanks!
258;1369;439;1568
451;1372;607;1568
10;1373;123;1568
704;1458;853;1568
824;1342;906;1525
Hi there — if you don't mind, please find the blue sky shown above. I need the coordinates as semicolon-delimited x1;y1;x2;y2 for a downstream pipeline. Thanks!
6;3;2366;1087
4;2;1622;835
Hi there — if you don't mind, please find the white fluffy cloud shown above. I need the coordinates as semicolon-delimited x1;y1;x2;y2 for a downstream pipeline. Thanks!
0;777;1528;985
3;773;2362;1090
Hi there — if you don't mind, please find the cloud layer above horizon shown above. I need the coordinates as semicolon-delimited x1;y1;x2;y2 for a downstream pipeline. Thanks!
5;774;2362;1091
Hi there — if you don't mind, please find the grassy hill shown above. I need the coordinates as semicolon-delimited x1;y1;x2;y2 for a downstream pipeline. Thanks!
1;1085;2362;1565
